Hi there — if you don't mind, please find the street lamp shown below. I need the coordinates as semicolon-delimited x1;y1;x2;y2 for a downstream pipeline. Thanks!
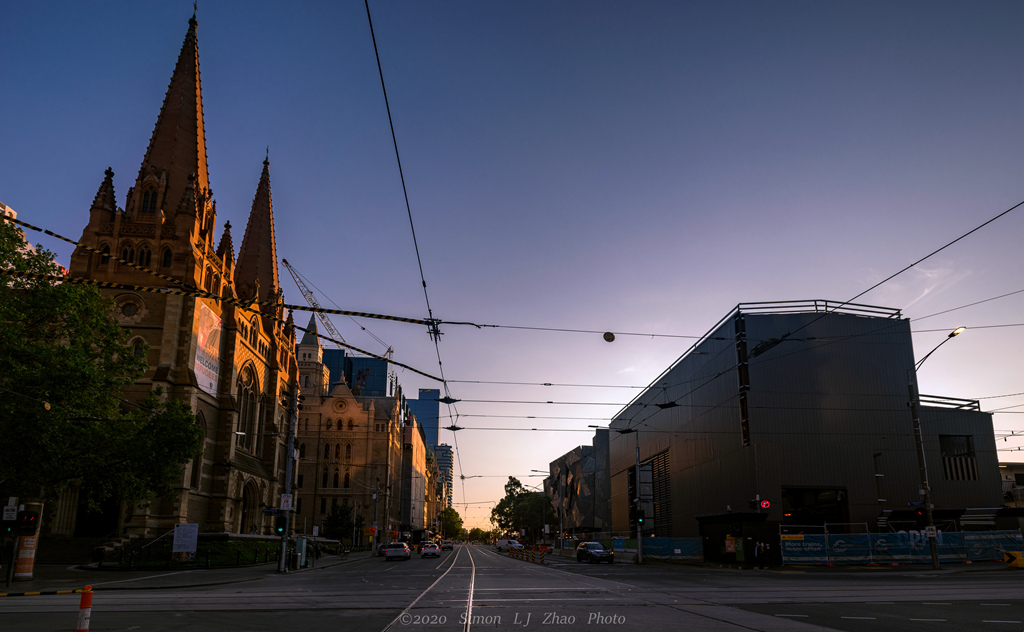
910;326;965;571
594;424;642;563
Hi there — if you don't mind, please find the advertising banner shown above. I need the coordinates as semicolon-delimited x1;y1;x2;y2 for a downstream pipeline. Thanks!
193;301;223;396
780;534;829;563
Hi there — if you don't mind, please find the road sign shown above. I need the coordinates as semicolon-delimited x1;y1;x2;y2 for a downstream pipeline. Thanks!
172;523;199;553
924;526;937;538
2;506;16;521
907;501;924;506
280;494;293;511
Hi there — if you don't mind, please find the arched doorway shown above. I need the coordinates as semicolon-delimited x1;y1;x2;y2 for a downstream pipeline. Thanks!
239;480;261;534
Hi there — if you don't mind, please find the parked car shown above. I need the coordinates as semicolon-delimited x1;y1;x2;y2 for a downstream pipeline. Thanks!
421;542;441;558
576;541;614;564
384;542;411;561
441;540;454;550
496;539;524;552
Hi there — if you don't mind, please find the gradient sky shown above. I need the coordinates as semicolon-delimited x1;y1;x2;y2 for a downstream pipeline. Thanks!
3;1;1022;529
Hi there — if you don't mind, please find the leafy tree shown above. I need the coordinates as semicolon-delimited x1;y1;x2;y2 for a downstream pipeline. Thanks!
467;527;488;542
489;476;556;542
437;507;463;538
0;218;200;509
322;503;361;542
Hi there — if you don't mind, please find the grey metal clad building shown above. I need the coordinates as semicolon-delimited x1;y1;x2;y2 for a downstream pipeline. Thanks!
608;301;1002;539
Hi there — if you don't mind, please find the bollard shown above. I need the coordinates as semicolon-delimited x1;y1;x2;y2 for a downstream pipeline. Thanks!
540;551;545;564
529;550;534;563
75;585;93;632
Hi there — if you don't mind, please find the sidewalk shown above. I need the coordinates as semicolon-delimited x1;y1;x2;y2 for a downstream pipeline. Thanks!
1;550;374;595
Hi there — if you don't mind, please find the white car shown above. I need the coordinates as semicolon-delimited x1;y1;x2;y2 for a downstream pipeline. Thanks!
384;542;411;561
496;539;524;551
421;543;440;558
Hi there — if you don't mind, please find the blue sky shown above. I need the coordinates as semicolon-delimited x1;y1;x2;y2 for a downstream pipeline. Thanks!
3;1;1022;528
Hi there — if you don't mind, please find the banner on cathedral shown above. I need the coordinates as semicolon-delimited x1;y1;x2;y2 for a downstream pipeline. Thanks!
194;301;223;396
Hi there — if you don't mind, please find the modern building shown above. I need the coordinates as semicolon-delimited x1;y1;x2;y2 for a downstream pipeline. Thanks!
608;301;1003;545
545;430;611;539
56;14;298;538
408;389;441;448
433;444;454;510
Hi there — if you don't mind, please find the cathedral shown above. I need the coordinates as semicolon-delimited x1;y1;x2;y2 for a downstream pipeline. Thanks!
55;14;299;537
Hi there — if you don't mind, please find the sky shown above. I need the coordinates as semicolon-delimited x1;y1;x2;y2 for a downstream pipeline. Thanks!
2;1;1022;530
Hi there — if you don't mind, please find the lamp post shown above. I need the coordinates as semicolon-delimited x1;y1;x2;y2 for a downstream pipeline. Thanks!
910;326;965;571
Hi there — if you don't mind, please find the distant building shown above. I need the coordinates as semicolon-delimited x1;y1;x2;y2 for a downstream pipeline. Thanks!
433;444;454;509
1000;463;1024;509
545;429;611;538
294;317;404;544
608;301;1003;547
408;389;440;447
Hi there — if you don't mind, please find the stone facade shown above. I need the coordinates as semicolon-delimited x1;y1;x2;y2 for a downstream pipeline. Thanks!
60;15;298;537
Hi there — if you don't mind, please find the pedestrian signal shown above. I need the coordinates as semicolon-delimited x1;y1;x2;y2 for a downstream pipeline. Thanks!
274;515;287;535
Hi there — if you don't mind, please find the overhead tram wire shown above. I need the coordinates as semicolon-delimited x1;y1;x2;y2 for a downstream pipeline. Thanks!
363;0;468;500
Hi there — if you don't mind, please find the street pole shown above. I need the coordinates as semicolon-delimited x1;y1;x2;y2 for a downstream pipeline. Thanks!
634;431;643;564
908;326;965;571
909;376;941;570
278;385;298;573
374;477;380;550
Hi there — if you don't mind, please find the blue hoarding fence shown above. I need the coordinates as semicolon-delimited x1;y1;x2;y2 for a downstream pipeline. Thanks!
780;529;1023;565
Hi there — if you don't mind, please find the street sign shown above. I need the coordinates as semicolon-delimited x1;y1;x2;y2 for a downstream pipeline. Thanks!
907;501;924;506
924;526;937;538
2;506;16;521
280;494;293;511
172;523;199;553
263;508;281;515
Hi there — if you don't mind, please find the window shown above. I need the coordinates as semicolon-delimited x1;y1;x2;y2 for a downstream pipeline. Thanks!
940;435;978;481
344;472;350;489
99;244;111;265
236;367;258;453
334;444;340;460
325;418;332;430
348;420;354;431
138;244;152;267
249;317;258;346
132;339;146;358
296;498;302;513
324;443;331;459
141;189;158;214
298;443;305;459
321;469;328;488
345;444;352;460
333;470;339;488
320;498;327;514
161;247;172;267
121;244;135;264
297;474;303;489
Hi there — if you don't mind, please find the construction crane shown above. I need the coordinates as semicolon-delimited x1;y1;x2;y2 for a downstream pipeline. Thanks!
281;258;345;348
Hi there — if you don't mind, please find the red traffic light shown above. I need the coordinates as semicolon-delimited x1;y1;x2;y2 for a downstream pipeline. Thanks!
759;500;771;510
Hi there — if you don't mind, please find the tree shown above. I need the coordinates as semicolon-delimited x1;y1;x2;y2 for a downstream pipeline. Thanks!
322;503;355;541
489;476;556;542
467;527;488;542
0;218;201;509
437;507;462;538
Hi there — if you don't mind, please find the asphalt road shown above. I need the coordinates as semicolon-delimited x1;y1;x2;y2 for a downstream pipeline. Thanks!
1;545;1021;632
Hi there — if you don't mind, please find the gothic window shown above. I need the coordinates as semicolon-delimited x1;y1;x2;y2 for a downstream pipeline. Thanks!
141;189;158;214
236;367;258;453
333;470;339;488
298;443;306;459
297;474;303;489
132;339;146;358
334;444;340;460
304;375;310;388
161;248;172;267
326;419;332;430
121;243;135;264
99;244;110;266
348;420;354;431
344;472;350;489
249;317;258;346
204;268;213;291
345;443;352;460
138;244;152;267
324;443;331;460
321;470;328;489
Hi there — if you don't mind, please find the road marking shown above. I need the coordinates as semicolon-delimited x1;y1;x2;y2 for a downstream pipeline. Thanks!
864;602;894;604
981;604;1012;606
841;617;876;620
923;602;952;605
774;614;808;617
909;619;947;622
981;621;1022;624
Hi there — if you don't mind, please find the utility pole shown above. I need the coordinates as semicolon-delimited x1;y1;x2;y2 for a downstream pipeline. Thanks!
634;430;643;564
278;385;298;573
909;377;941;570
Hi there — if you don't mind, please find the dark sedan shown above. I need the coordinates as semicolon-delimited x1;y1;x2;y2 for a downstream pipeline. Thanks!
576;541;614;563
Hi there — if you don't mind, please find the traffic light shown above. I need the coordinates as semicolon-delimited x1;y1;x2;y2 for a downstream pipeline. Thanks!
629;503;637;523
636;510;645;524
274;515;287;535
17;511;39;536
